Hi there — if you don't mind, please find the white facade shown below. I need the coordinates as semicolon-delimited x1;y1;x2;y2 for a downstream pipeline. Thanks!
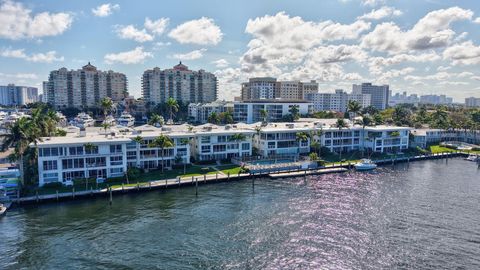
352;83;389;110
142;62;217;105
47;63;127;109
306;89;370;112
233;101;313;124
188;101;234;123
410;129;480;148
0;84;38;106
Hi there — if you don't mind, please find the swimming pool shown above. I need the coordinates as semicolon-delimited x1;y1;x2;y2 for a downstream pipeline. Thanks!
247;158;295;165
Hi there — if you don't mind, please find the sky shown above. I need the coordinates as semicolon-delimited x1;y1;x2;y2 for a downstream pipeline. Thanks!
0;0;479;103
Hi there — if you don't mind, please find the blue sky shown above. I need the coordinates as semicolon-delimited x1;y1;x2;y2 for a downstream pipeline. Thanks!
0;0;479;102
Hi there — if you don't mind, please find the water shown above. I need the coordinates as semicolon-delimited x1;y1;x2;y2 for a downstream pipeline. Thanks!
1;158;480;269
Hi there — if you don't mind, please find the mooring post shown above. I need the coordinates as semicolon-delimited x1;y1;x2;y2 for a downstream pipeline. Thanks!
165;179;168;188
36;190;39;203
122;183;124;192
195;177;198;196
136;182;139;191
72;187;75;199
90;187;93;196
216;173;218;181
252;174;255;191
56;190;59;201
191;175;194;185
228;172;230;180
204;174;206;184
149;181;152;189
109;187;113;205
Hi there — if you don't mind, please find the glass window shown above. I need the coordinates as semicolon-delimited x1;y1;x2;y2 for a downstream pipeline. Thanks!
110;156;123;166
43;160;57;171
110;144;122;154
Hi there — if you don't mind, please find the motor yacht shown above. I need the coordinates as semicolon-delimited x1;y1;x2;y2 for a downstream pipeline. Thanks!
354;159;377;171
117;111;135;127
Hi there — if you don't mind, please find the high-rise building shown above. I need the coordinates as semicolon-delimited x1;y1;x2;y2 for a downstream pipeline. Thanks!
240;78;319;101
306;89;371;112
419;95;453;105
389;91;420;106
352;83;389;110
465;97;480;108
0;84;38;106
46;63;127;109
142;62;217;106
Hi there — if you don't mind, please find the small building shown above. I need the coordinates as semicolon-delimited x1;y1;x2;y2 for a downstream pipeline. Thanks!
233;99;313;124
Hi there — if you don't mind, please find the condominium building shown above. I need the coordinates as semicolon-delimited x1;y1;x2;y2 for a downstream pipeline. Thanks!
306;89;371;112
352;83;389;110
142;62;217;106
389;91;420;106
240;78;319;101
419;94;453;105
46;63;127;109
233;100;313;124
410;129;480;148
0;84;38;106
188;101;234;123
465;97;480;108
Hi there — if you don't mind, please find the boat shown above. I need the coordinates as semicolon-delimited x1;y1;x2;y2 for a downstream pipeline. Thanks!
117;111;135;127
70;113;95;128
103;115;116;126
354;159;377;171
465;154;479;162
0;203;9;216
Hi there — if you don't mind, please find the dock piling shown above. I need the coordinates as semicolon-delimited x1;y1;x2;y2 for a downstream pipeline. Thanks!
56;190;59;201
228;172;230;180
72;187;75;199
204;174;206;184
195;177;198;196
36;190;39;203
109;187;112;205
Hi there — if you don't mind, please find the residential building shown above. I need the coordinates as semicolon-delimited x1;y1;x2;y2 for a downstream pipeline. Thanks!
241;77;279;100
190;124;254;161
302;80;319;96
46;62;127;109
0;84;38;106
389;91;420;106
419;94;453;105
352;83;389;110
233;100;313;124
188;101;234;123
465;97;480;108
279;81;303;100
410;129;480;148
306;89;370;112
142;62;217;106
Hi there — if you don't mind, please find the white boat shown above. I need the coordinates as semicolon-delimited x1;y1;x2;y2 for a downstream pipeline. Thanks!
117;111;135;127
0;203;7;216
71;113;95;128
354;159;377;171
465;154;479;162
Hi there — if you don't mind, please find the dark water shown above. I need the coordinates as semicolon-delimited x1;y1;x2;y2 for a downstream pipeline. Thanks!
1;159;480;269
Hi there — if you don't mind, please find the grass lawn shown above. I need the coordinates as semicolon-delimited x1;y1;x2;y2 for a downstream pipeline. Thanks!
429;145;456;154
215;164;243;175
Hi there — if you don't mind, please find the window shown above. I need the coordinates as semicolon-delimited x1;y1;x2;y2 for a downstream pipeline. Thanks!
201;136;210;143
69;146;84;155
213;145;226;152
110;144;122;154
86;157;106;167
127;151;137;160
43;160;57;171
62;158;84;169
242;143;250;150
110;167;123;175
39;147;63;157
201;145;210;153
110;156;123;166
85;145;98;155
268;142;276;149
217;136;227;142
43;172;58;183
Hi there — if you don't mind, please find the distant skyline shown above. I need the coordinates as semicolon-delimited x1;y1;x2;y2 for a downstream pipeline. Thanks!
0;0;479;102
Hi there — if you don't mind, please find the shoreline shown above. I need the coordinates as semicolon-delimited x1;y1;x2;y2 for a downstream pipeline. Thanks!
9;152;468;207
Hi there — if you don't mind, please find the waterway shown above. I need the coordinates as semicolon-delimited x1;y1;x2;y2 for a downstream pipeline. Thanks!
1;158;479;269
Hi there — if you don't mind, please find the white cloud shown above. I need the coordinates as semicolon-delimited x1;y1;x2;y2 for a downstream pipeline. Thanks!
471;76;480;81
92;3;119;17
116;25;153;42
361;7;473;53
377;67;415;83
443;41;480;65
171;49;207;60
212;59;229;68
168;17;223;45
104;47;152;64
362;0;385;6
0;0;73;40
474;17;480;24
1;48;64;63
437;81;469;86
437;65;451;71
309;44;367;63
0;72;38;79
357;6;402;20
144;17;169;35
368;52;440;74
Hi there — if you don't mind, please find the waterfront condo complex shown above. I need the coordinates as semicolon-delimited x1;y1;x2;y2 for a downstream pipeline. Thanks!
33;119;410;187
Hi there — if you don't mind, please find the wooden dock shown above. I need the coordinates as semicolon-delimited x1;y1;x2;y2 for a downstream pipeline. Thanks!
268;167;348;179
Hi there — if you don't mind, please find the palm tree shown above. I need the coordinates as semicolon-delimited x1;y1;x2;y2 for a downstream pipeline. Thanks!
309;152;318;161
101;122;111;136
229;133;247;160
83;142;96;154
179;138;191;173
149;134;174;173
208;112;220;124
336;118;348;160
100;97;114;120
166;97;179;124
132;135;144;145
296;132;310;156
355;115;373;157
260;109;268;123
347;100;362;119
148;113;164;127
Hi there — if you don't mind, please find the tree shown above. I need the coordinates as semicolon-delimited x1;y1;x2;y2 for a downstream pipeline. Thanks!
347;100;362;119
229;133;247;160
355;115;373;157
148;113;164;127
362;105;379;116
100;97;114;120
166;97;179;124
260;109;268;123
132;135;144;145
101;122;111;136
392;106;412;126
309;152;318;161
431;107;449;130
296;132;309;155
179;138;191;173
289;105;300;121
149;134;174;173
219;110;234;124
335;118;348;160
208;112;220;124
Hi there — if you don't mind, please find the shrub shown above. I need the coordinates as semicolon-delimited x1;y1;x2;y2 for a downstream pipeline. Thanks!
42;182;63;189
316;160;326;167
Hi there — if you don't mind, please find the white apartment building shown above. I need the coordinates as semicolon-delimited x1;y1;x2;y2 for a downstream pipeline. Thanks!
306;89;370;112
352;83;389;110
253;123;312;157
46;63;127;109
302;80;319;96
190;124;254;161
241;77;279;100
188;101;234;123
465;97;480;108
410;129;480;148
0;84;38;106
280;81;303;100
142;62;217;105
233;100;313;124
34;125;192;187
419;95;453;105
